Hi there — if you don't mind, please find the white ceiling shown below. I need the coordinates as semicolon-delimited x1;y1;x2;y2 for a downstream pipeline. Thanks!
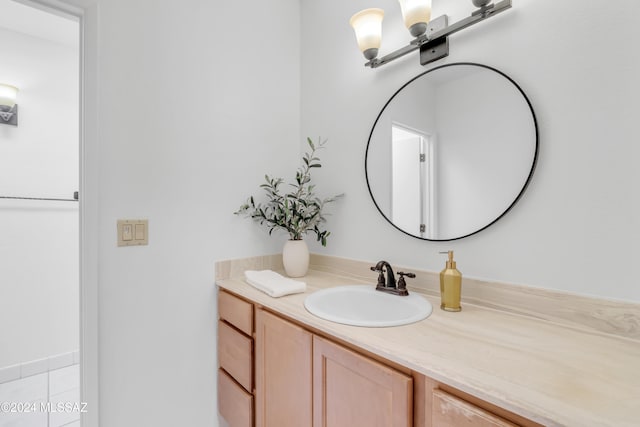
0;0;78;47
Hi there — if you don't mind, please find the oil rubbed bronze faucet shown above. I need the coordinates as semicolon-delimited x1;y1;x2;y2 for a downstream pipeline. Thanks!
370;261;415;296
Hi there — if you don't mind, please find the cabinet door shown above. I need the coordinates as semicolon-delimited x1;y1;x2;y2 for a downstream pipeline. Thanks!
255;308;313;427
313;336;413;427
432;389;518;427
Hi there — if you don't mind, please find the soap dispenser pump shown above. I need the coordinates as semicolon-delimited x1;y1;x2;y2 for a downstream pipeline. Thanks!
439;251;462;312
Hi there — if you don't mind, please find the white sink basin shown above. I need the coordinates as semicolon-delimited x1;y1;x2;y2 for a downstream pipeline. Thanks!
304;285;433;327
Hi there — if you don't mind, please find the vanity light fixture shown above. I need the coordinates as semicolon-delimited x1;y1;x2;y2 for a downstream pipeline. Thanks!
349;8;385;60
350;0;512;69
0;83;18;126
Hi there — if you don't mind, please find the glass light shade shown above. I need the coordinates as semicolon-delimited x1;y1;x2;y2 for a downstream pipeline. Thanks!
398;0;431;31
350;8;384;56
0;84;18;107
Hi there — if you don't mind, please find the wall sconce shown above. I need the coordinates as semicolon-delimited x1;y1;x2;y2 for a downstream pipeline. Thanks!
0;83;18;126
349;8;385;60
350;0;512;69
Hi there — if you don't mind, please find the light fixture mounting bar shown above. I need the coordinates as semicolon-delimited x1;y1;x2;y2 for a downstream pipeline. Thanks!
366;16;448;68
0;105;17;126
429;0;512;41
365;0;512;69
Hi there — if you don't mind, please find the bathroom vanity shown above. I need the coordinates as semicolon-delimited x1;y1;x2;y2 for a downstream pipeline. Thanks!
216;255;640;427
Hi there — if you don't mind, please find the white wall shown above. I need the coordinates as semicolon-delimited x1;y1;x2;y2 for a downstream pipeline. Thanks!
301;0;640;302
94;0;300;426
0;26;79;369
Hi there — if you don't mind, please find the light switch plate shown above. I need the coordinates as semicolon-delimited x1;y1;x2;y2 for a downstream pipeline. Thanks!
117;219;148;246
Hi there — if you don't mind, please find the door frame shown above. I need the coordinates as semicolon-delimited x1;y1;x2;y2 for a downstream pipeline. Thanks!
12;0;99;426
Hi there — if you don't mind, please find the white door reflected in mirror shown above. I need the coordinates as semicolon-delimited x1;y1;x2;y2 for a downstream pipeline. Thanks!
391;124;436;239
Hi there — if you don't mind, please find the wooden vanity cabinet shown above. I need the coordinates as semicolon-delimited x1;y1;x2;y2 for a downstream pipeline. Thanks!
218;289;538;427
218;291;254;427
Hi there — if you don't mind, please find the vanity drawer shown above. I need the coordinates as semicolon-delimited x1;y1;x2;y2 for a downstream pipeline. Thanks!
218;368;253;427
432;389;518;427
219;290;253;335
218;320;253;392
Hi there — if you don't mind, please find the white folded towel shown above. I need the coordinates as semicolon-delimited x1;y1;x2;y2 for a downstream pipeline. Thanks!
244;270;307;298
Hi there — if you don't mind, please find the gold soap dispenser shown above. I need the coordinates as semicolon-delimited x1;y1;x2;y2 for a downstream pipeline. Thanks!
439;251;462;312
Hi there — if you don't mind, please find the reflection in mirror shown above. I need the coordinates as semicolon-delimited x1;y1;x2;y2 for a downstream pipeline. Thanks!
390;124;434;238
366;63;538;241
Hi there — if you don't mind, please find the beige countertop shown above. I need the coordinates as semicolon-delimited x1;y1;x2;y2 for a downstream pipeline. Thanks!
217;267;640;427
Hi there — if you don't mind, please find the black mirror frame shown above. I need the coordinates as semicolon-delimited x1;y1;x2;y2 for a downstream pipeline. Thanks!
364;62;539;241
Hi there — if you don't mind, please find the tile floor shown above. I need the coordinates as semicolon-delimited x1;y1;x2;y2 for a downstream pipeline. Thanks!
0;364;80;427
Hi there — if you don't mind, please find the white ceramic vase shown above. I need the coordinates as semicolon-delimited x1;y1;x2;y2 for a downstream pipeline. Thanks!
282;239;309;278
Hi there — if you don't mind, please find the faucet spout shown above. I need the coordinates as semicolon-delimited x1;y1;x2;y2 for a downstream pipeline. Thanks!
372;260;396;288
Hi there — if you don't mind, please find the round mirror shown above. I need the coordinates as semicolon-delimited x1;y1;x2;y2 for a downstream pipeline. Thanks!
365;63;538;241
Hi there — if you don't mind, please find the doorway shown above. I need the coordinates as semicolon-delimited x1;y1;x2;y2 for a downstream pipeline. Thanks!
0;1;81;425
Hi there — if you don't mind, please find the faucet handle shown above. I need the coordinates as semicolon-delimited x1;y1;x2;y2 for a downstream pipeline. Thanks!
397;271;415;279
394;271;413;296
370;265;386;286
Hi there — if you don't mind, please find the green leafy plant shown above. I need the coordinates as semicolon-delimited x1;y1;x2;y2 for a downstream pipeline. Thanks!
235;137;343;246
